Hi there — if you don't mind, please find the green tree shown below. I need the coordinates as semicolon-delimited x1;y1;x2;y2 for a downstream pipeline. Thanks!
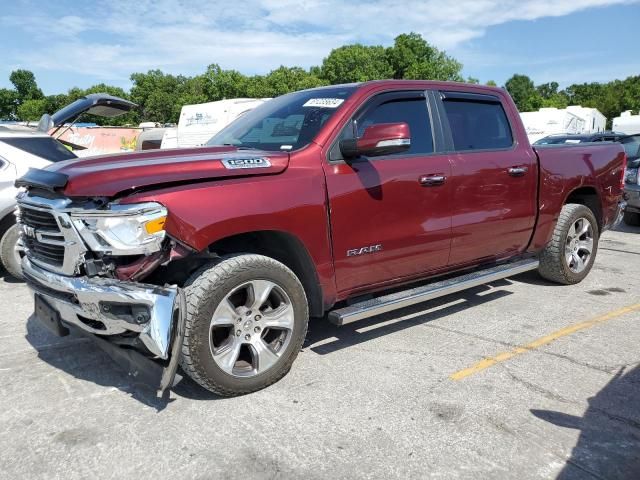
203;64;251;100
0;88;18;119
387;33;463;81
16;98;48;121
320;44;393;84
130;70;185;123
9;69;43;102
258;66;326;97
504;74;542;111
486;80;497;87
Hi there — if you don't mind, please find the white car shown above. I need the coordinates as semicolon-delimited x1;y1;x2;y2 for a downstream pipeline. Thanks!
0;94;136;279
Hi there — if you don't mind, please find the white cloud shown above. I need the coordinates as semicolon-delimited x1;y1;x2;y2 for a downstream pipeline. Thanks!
2;0;639;88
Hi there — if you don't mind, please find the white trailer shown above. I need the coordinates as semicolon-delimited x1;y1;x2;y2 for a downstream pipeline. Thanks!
566;106;606;133
612;111;640;135
161;98;269;149
520;108;586;144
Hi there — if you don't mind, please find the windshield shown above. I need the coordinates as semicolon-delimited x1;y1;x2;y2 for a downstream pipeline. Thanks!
207;85;358;151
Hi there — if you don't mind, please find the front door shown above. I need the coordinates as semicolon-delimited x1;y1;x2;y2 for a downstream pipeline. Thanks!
323;91;452;294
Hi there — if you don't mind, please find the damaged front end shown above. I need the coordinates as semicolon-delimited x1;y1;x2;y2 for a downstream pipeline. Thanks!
17;172;188;394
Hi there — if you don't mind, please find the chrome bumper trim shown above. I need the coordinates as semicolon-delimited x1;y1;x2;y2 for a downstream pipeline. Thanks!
22;257;178;359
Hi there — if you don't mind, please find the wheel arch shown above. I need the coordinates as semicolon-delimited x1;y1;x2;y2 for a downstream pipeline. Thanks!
563;186;602;232
207;230;325;317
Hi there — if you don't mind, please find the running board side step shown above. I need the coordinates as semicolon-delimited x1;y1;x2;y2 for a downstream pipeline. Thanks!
328;258;539;326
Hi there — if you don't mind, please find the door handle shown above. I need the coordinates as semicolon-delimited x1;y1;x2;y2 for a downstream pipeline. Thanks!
508;166;528;177
419;174;446;186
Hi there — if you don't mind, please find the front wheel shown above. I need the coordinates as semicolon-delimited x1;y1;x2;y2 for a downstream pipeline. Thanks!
538;203;599;285
180;254;309;396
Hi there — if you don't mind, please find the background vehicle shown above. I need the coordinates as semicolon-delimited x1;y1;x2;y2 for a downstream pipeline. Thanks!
0;94;135;278
622;134;640;225
613;110;640;134
520;106;607;143
15;81;626;396
160;98;269;149
534;132;627;144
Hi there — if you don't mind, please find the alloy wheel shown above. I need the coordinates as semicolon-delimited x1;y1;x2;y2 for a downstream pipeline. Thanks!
208;280;294;377
564;217;594;273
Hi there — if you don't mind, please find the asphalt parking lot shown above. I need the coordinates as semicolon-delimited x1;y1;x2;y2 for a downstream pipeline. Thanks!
1;223;639;480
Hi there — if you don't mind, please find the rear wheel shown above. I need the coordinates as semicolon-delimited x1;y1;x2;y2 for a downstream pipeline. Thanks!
538;203;599;285
180;254;308;396
623;210;640;226
0;224;24;280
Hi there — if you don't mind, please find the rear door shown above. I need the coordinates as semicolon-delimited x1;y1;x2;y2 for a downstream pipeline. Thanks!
323;90;452;294
436;91;538;266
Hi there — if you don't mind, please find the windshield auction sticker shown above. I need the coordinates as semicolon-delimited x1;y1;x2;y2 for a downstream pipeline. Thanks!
302;98;344;108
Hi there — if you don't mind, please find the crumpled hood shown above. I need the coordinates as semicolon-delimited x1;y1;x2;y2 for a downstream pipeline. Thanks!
46;146;289;197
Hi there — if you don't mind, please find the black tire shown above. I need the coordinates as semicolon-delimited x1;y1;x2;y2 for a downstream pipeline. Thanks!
0;224;24;280
538;203;599;285
623;210;640;226
180;254;309;396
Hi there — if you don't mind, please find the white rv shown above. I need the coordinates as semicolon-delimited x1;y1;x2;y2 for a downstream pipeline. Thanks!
566;106;606;133
520;106;607;143
161;98;269;149
520;108;586;144
612;111;640;135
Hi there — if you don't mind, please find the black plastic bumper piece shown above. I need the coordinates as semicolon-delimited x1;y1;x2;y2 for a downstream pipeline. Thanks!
15;167;69;191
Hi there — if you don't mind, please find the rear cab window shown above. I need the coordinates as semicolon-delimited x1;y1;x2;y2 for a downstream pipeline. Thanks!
440;92;514;151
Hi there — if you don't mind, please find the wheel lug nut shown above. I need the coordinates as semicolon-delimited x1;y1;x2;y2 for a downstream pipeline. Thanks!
246;311;252;316
254;326;261;333
236;330;241;336
255;315;261;321
245;334;251;341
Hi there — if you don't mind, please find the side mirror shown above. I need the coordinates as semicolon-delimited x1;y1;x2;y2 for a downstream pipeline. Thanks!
37;113;53;133
339;122;411;159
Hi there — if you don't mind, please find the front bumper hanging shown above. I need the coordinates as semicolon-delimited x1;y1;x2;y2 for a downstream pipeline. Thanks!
23;257;185;393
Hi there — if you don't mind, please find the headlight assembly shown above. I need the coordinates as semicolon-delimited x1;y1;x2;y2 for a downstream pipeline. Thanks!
70;202;167;255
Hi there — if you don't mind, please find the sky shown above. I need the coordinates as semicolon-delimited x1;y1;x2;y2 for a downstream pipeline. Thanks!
0;0;639;95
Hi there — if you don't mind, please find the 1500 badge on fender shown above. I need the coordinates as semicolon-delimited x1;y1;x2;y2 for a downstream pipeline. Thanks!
221;157;271;169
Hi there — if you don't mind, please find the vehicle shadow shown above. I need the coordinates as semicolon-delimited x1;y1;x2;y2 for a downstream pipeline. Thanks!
305;281;514;355
531;364;640;480
611;220;640;234
0;267;23;284
24;315;222;410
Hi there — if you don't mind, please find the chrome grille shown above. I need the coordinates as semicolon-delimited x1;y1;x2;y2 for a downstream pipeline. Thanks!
17;193;86;276
18;205;65;268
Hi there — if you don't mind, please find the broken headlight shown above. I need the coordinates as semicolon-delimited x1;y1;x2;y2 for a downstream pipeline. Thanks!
70;202;167;255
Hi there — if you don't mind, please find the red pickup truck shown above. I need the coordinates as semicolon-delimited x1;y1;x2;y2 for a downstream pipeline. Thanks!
15;81;626;396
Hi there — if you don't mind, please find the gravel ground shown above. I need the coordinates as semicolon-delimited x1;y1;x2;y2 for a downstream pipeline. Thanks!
1;222;639;480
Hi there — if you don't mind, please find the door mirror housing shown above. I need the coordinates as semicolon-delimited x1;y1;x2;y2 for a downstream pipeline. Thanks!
339;122;411;159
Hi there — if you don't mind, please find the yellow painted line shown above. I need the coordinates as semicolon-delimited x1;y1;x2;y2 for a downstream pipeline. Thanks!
450;303;640;381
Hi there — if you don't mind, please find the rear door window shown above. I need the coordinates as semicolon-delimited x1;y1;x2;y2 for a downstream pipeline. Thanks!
442;96;513;151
